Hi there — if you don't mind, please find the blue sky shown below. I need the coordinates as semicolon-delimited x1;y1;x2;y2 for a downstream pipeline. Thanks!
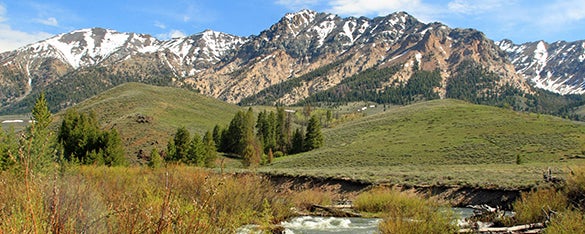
1;0;584;52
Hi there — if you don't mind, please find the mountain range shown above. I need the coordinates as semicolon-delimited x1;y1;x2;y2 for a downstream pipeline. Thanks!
0;9;583;114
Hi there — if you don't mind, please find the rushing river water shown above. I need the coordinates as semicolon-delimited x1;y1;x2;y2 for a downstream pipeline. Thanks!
238;208;477;234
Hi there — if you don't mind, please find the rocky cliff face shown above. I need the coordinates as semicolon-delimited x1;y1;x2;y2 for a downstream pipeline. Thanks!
0;10;532;113
497;39;585;95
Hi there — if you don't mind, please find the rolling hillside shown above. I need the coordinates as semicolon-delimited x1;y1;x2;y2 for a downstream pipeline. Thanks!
261;99;585;188
58;82;241;162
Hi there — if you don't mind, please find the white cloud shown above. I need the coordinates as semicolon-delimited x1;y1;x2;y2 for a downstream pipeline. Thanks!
154;21;166;29
0;24;52;52
328;0;424;16
35;17;59;27
0;4;53;52
541;0;585;23
156;29;187;40
276;0;322;9
0;4;6;23
447;0;510;14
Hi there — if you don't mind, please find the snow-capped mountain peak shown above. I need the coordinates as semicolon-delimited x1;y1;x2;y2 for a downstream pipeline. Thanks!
22;28;157;69
497;39;585;94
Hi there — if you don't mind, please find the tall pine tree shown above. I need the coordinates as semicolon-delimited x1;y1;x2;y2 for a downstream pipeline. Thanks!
304;115;323;151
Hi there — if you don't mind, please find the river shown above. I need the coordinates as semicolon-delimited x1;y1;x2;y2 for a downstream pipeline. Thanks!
238;208;476;234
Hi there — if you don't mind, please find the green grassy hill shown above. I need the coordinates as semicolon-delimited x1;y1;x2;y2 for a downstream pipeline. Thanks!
56;83;240;162
261;99;585;188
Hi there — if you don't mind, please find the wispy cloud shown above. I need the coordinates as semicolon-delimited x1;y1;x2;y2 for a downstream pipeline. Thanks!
276;0;321;9
0;4;53;52
35;17;59;27
154;21;166;29
156;29;187;40
447;0;511;14
328;0;421;16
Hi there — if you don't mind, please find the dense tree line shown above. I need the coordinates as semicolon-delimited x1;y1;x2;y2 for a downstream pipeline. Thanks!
212;107;323;167
1;64;176;114
300;65;442;106
0;93;127;173
165;127;217;167
58;109;126;166
239;58;350;106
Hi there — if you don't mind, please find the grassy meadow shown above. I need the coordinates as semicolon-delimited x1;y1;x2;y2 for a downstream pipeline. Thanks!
53;83;241;162
261;99;585;188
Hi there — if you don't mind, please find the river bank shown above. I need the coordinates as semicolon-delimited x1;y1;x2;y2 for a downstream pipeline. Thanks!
263;173;525;209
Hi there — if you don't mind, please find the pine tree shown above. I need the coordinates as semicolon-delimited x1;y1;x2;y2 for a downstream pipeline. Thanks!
31;92;52;131
26;92;56;172
203;130;217;167
291;128;305;154
172;127;191;163
188;132;205;166
148;148;163;169
304;115;323;151
100;129;126;166
212;124;223;149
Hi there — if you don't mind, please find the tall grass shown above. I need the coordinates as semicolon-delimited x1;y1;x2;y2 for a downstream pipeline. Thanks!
509;166;585;232
354;187;458;233
0;165;295;233
512;188;567;224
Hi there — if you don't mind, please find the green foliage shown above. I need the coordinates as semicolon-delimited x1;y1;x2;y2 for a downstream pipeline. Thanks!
290;128;305;154
262;99;585;188
171;126;191;163
58;109;126;166
166;127;217;167
565;166;585;210
512;188;568;224
354;187;458;234
0;166;296;233
239;58;349;106
0;127;18;170
188;132;205;165
31;92;52;131
202;131;217;167
304;115;323;151
1;63;176;114
148;148;163;169
300;66;442;106
545;210;585;233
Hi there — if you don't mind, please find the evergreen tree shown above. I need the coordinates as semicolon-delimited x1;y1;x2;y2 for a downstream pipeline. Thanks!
25;93;56;173
267;148;274;164
290;128;305;154
242;137;261;168
212;124;223;149
99;129;126;166
31;92;52;131
188;132;205;166
203;130;217;167
0;127;18;171
148;148;163;169
166;138;176;162
304;115;323;151
276;107;291;154
172;126;191;163
58;109;126;166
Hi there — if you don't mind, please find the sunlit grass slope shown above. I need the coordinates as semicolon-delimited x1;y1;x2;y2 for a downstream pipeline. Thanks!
262;99;585;188
59;83;240;161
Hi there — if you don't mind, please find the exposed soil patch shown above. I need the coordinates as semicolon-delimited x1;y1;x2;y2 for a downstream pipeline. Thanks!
262;173;524;208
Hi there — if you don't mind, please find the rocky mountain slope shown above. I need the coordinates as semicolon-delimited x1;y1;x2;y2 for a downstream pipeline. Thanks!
0;10;533;113
497;39;585;95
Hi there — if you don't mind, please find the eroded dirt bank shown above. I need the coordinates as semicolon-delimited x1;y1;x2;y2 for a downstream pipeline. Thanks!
262;173;524;209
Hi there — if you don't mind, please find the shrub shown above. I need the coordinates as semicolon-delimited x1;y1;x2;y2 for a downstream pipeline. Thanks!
566;166;585;210
545;210;585;233
354;187;458;233
512;188;567;224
